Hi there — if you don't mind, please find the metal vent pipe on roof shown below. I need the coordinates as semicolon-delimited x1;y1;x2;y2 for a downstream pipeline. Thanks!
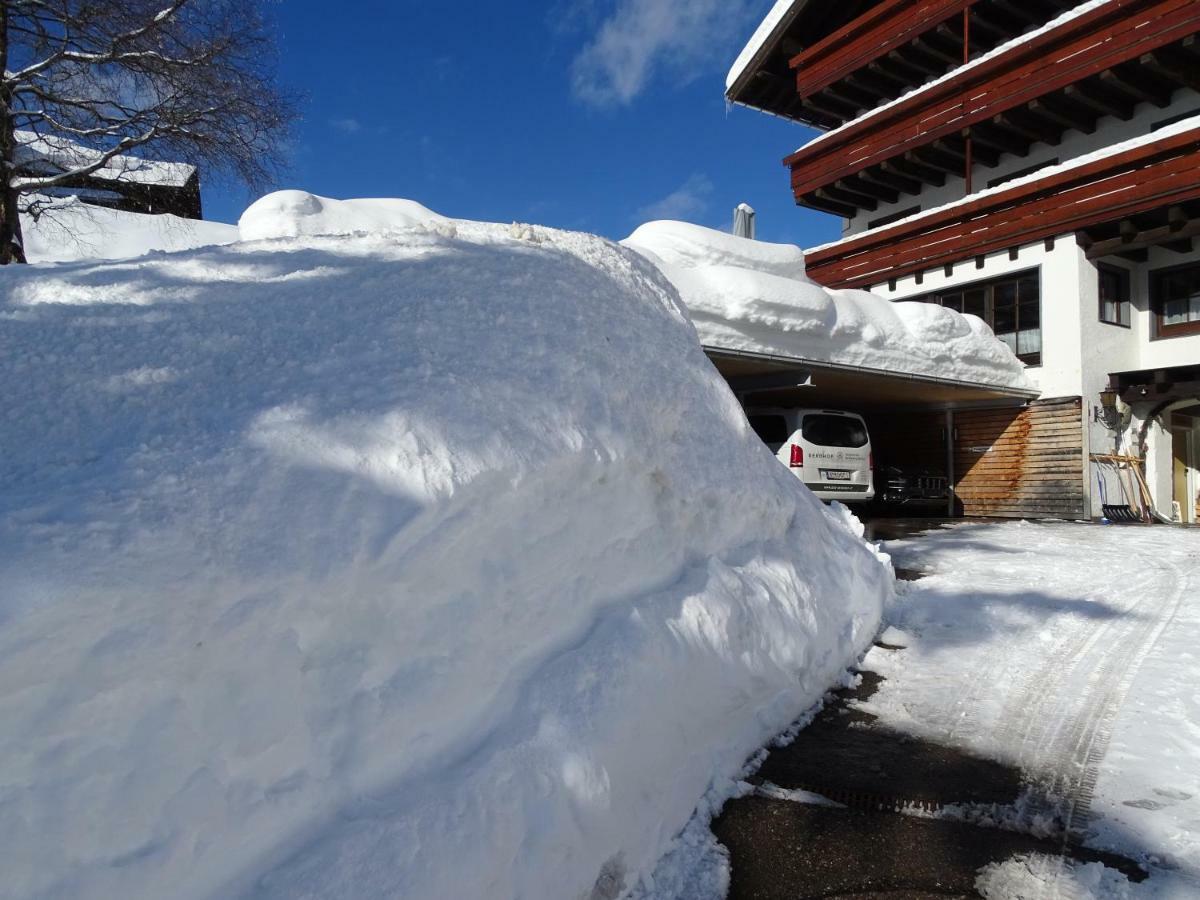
733;202;756;239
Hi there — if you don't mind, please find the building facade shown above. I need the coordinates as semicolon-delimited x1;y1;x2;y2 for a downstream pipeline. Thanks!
728;0;1200;522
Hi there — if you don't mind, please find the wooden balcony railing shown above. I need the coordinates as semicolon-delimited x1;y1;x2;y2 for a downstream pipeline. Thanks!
804;125;1200;289
786;0;1200;203
790;0;977;100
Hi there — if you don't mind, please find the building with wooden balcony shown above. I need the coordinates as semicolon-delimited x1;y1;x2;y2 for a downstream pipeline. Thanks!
727;0;1200;523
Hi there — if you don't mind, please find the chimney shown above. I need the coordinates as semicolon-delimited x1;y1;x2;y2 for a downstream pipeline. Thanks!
732;202;756;239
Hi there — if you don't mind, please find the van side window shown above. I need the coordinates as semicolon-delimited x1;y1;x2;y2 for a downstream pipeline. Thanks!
802;415;868;448
749;415;789;447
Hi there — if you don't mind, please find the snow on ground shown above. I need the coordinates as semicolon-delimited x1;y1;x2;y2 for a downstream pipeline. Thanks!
0;192;892;900
874;521;1200;898
623;220;1032;390
21;197;238;263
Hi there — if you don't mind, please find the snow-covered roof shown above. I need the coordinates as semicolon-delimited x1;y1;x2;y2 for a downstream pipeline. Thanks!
807;112;1200;257
238;190;448;240
622;220;1034;393
725;0;802;95
13;131;197;188
21;197;237;263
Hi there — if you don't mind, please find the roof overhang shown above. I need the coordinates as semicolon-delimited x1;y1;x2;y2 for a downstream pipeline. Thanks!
706;345;1038;412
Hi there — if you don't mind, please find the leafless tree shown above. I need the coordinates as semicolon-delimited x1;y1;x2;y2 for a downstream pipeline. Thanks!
0;0;297;263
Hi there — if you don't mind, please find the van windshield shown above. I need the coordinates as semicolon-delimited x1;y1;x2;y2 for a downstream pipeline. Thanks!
802;414;868;448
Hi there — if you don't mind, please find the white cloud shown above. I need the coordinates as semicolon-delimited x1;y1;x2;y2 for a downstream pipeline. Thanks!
330;117;362;134
634;174;713;223
570;0;758;106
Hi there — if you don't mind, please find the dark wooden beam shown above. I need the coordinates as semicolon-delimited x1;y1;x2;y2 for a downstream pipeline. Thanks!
802;91;857;123
882;156;945;188
891;46;944;78
969;122;1031;157
802;192;858;218
820;182;879;211
1028;96;1096;135
1083;218;1200;259
1098;67;1173;109
994;109;1060;146
1063;82;1135;121
912;33;960;67
857;163;923;196
840;173;899;205
908;144;966;176
1140;46;1200;93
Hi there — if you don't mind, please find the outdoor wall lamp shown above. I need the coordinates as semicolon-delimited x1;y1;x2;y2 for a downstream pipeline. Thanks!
1094;388;1126;430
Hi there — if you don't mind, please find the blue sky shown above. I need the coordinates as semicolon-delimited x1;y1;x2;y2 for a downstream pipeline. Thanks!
203;0;837;249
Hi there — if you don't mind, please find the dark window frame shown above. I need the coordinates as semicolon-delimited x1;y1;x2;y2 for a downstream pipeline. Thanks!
1098;263;1131;328
1151;261;1200;340
906;268;1042;366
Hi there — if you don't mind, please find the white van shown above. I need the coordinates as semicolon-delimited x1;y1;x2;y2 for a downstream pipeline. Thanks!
747;407;875;502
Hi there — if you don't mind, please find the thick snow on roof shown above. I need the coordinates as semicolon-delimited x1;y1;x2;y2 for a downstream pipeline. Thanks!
795;0;1113;154
21;197;237;263
14;131;197;187
725;0;797;93
239;190;448;240
807;112;1200;256
0;199;890;900
623;220;1033;390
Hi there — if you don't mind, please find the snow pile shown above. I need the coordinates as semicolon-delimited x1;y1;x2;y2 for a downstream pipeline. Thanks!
623;220;1032;389
0;202;891;900
21;197;237;263
238;189;447;240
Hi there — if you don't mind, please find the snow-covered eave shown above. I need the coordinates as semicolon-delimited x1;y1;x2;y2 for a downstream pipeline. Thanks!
806;113;1200;257
705;343;1041;400
725;0;807;100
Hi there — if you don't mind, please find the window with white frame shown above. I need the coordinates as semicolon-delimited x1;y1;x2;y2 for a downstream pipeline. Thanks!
1099;264;1131;327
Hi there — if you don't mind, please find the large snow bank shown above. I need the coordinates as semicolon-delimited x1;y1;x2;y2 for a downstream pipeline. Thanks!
623;220;1032;390
0;199;891;900
22;197;237;263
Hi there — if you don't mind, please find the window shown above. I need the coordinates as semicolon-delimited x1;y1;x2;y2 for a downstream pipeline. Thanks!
908;270;1042;366
1099;265;1130;327
1152;263;1200;338
801;414;868;448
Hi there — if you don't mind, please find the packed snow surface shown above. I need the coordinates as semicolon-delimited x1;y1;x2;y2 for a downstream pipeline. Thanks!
0;197;891;899
22;198;237;263
874;522;1200;898
623;220;1032;390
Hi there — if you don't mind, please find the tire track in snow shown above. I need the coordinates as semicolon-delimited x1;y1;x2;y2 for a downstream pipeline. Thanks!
993;547;1191;899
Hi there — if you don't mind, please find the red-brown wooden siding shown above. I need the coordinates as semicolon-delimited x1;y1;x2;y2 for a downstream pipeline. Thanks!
805;126;1200;289
953;399;1086;519
785;0;1200;200
790;0;978;99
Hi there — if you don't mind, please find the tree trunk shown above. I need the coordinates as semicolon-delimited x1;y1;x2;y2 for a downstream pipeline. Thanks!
0;3;25;265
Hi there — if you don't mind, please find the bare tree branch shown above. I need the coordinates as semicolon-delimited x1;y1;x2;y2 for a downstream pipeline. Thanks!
0;0;298;263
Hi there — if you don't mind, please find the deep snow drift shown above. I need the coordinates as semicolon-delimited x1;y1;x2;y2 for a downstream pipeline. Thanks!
623;220;1032;391
0;193;891;899
21;197;237;263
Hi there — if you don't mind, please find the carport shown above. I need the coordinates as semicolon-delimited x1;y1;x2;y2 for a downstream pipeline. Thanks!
707;346;1051;517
